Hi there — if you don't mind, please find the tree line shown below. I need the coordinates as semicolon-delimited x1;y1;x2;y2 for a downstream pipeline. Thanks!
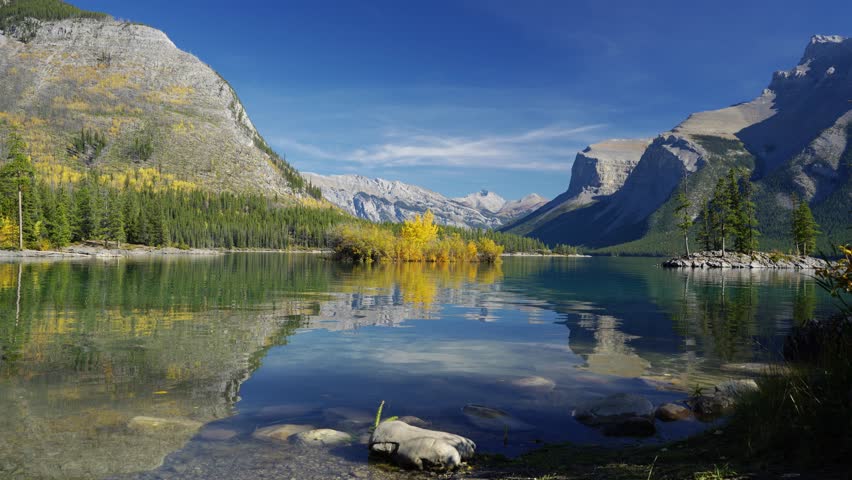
675;168;820;256
1;132;553;253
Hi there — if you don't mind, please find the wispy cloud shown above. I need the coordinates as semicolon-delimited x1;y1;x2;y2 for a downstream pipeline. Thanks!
271;124;604;172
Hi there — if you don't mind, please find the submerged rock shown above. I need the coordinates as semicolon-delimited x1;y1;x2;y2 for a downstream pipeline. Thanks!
198;427;239;441
655;403;693;422
462;404;534;431
509;376;556;393
252;424;315;442
127;416;203;434
369;420;476;471
290;428;352;447
574;393;656;436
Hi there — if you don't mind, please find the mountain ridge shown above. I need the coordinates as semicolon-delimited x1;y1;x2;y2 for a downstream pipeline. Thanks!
0;6;319;200
507;34;851;253
304;172;547;229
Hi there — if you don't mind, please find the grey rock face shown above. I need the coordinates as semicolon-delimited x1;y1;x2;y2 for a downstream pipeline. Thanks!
369;420;475;471
565;139;651;204
0;18;306;197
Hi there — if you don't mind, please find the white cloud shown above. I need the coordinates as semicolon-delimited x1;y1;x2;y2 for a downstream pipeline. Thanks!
271;123;604;172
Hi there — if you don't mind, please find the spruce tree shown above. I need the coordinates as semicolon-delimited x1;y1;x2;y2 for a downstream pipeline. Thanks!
674;188;693;256
734;172;759;254
792;198;819;256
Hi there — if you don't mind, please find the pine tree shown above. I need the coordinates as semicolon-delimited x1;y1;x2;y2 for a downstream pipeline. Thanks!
792;197;819;256
0;132;40;249
711;176;735;255
698;201;715;251
103;189;126;248
674;188;693;256
733;172;759;254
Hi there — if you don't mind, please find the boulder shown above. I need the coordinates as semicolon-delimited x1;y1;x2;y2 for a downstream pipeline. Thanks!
252;424;315;442
574;393;656;436
369;420;475;471
462;404;534;431
655;403;693;422
714;379;759;398
289;429;352;447
687;395;735;418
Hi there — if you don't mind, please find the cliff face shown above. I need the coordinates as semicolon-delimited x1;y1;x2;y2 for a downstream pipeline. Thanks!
508;35;852;252
304;172;546;229
506;139;648;236
0;16;309;197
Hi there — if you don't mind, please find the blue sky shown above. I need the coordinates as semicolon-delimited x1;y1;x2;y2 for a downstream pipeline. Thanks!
75;0;852;200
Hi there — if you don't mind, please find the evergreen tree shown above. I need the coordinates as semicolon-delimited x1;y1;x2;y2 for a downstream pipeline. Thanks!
734;173;759;253
711;176;735;255
0;132;40;249
792;197;819;256
103;189;126;247
698;201;715;251
674;188;693;256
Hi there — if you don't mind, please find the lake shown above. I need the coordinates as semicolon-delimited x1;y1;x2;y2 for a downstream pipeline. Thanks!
0;254;835;479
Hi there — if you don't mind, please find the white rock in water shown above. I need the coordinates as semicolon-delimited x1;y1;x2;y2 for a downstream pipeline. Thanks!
252;424;315;442
714;379;759;397
510;376;556;392
127;416;203;434
369;420;475;471
290;428;352;447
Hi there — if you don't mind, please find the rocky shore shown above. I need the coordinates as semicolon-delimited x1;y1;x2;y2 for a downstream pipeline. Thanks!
662;250;828;269
0;244;222;260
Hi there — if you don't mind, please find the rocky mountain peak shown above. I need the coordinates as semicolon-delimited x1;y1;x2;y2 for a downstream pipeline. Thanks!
454;190;507;213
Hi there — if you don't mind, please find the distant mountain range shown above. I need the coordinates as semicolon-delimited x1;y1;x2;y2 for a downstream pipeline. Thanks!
303;173;547;229
506;35;852;253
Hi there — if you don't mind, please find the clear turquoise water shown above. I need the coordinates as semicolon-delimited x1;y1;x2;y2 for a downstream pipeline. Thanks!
0;254;833;479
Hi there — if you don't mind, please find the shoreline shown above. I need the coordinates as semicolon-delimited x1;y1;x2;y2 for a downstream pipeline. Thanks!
662;250;828;270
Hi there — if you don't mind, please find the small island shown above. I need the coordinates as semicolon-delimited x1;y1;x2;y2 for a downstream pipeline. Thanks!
663;168;826;269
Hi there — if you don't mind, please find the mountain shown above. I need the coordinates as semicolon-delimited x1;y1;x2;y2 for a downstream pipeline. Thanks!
507;139;650;236
0;1;317;199
507;35;852;253
454;190;507;213
303;172;546;229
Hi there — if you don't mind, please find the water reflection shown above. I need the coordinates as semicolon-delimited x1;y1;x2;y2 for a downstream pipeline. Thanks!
0;255;835;480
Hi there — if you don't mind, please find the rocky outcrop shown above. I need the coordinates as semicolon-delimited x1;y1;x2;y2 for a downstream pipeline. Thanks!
497;193;548;219
663;251;829;269
304;173;546;228
505;139;648;235
369;420;476;471
0;16;311;198
454;190;507;213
